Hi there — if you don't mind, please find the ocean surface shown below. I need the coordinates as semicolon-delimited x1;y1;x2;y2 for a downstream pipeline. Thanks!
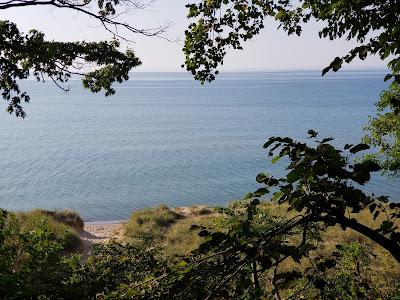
0;70;398;221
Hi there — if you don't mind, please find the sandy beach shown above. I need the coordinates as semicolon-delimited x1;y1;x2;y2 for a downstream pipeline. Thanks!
80;222;126;253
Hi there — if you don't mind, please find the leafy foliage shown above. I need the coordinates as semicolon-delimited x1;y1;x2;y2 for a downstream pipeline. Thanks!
183;0;400;175
140;132;400;299
0;0;169;117
0;209;165;299
257;132;400;261
183;0;399;84
0;20;141;117
364;81;400;176
72;241;164;298
0;210;81;299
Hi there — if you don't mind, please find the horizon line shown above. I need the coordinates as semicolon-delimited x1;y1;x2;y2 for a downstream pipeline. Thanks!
132;66;388;73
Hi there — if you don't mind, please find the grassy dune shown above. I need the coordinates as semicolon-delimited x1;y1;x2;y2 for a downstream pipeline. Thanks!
2;202;399;298
11;209;84;252
125;204;222;256
122;201;400;297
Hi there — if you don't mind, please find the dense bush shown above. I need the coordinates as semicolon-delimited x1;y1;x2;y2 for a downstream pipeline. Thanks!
0;210;81;299
0;197;399;299
0;209;164;299
70;241;164;299
15;210;82;252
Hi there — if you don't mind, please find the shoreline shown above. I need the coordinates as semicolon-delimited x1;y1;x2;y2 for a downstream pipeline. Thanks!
79;206;213;250
82;205;209;225
84;219;128;225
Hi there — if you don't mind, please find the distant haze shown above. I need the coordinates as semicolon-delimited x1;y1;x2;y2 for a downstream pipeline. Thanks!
0;1;388;72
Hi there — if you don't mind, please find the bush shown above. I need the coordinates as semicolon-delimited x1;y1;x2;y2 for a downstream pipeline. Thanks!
0;210;82;299
74;241;163;298
16;210;82;252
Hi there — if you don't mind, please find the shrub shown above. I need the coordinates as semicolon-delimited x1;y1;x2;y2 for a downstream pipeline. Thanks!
74;241;163;298
0;210;82;299
16;210;82;252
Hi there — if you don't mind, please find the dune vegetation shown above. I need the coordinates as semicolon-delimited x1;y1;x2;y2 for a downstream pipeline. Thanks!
1;200;399;299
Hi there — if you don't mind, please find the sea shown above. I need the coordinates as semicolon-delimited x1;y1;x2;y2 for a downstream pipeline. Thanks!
0;70;398;221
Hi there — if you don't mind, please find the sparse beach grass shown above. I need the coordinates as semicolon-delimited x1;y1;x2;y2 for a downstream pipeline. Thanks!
124;204;222;256
11;209;83;253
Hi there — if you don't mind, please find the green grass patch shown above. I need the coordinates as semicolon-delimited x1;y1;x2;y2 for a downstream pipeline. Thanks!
15;209;83;253
163;213;222;256
124;205;223;256
125;204;184;243
38;209;84;231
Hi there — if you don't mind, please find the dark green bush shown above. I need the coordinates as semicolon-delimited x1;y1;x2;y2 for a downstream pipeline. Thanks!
16;209;82;253
0;210;81;299
73;241;163;298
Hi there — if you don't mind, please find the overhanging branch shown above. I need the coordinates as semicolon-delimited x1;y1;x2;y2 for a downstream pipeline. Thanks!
321;214;400;262
0;0;170;40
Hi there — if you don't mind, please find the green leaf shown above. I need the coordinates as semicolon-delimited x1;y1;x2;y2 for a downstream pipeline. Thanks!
275;10;286;20
256;173;268;183
349;143;370;154
286;168;303;183
243;192;254;199
369;203;377;214
254;187;269;196
271;155;281;164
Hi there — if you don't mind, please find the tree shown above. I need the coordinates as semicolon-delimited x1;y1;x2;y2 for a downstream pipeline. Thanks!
139;133;400;299
169;1;400;298
183;0;399;83
183;0;400;175
364;82;400;176
0;0;168;117
182;0;400;257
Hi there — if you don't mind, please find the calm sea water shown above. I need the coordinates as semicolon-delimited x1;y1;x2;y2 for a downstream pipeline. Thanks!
0;70;398;221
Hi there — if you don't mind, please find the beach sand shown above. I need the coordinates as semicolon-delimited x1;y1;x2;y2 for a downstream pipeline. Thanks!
80;222;126;253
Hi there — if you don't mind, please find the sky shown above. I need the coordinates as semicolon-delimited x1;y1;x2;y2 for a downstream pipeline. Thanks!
0;0;388;72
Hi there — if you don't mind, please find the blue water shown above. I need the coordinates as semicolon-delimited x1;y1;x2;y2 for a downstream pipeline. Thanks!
0;70;398;221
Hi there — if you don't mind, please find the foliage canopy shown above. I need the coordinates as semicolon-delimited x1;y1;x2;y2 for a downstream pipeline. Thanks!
183;0;400;175
183;0;399;83
0;0;167;117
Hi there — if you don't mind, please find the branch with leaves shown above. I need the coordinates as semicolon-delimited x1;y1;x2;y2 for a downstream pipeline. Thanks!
0;0;171;117
142;132;400;298
183;0;400;175
184;0;399;84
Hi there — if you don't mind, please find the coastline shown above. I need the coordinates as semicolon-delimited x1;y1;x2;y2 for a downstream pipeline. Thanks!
84;219;128;225
79;206;213;250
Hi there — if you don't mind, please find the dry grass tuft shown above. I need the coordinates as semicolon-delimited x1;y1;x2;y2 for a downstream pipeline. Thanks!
16;210;83;252
124;205;222;256
38;209;84;231
125;205;183;242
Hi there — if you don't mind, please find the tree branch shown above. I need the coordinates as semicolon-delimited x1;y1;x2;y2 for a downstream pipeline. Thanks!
321;214;400;262
0;0;170;40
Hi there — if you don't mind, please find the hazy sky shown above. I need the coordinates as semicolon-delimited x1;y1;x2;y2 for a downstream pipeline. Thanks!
0;1;387;72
